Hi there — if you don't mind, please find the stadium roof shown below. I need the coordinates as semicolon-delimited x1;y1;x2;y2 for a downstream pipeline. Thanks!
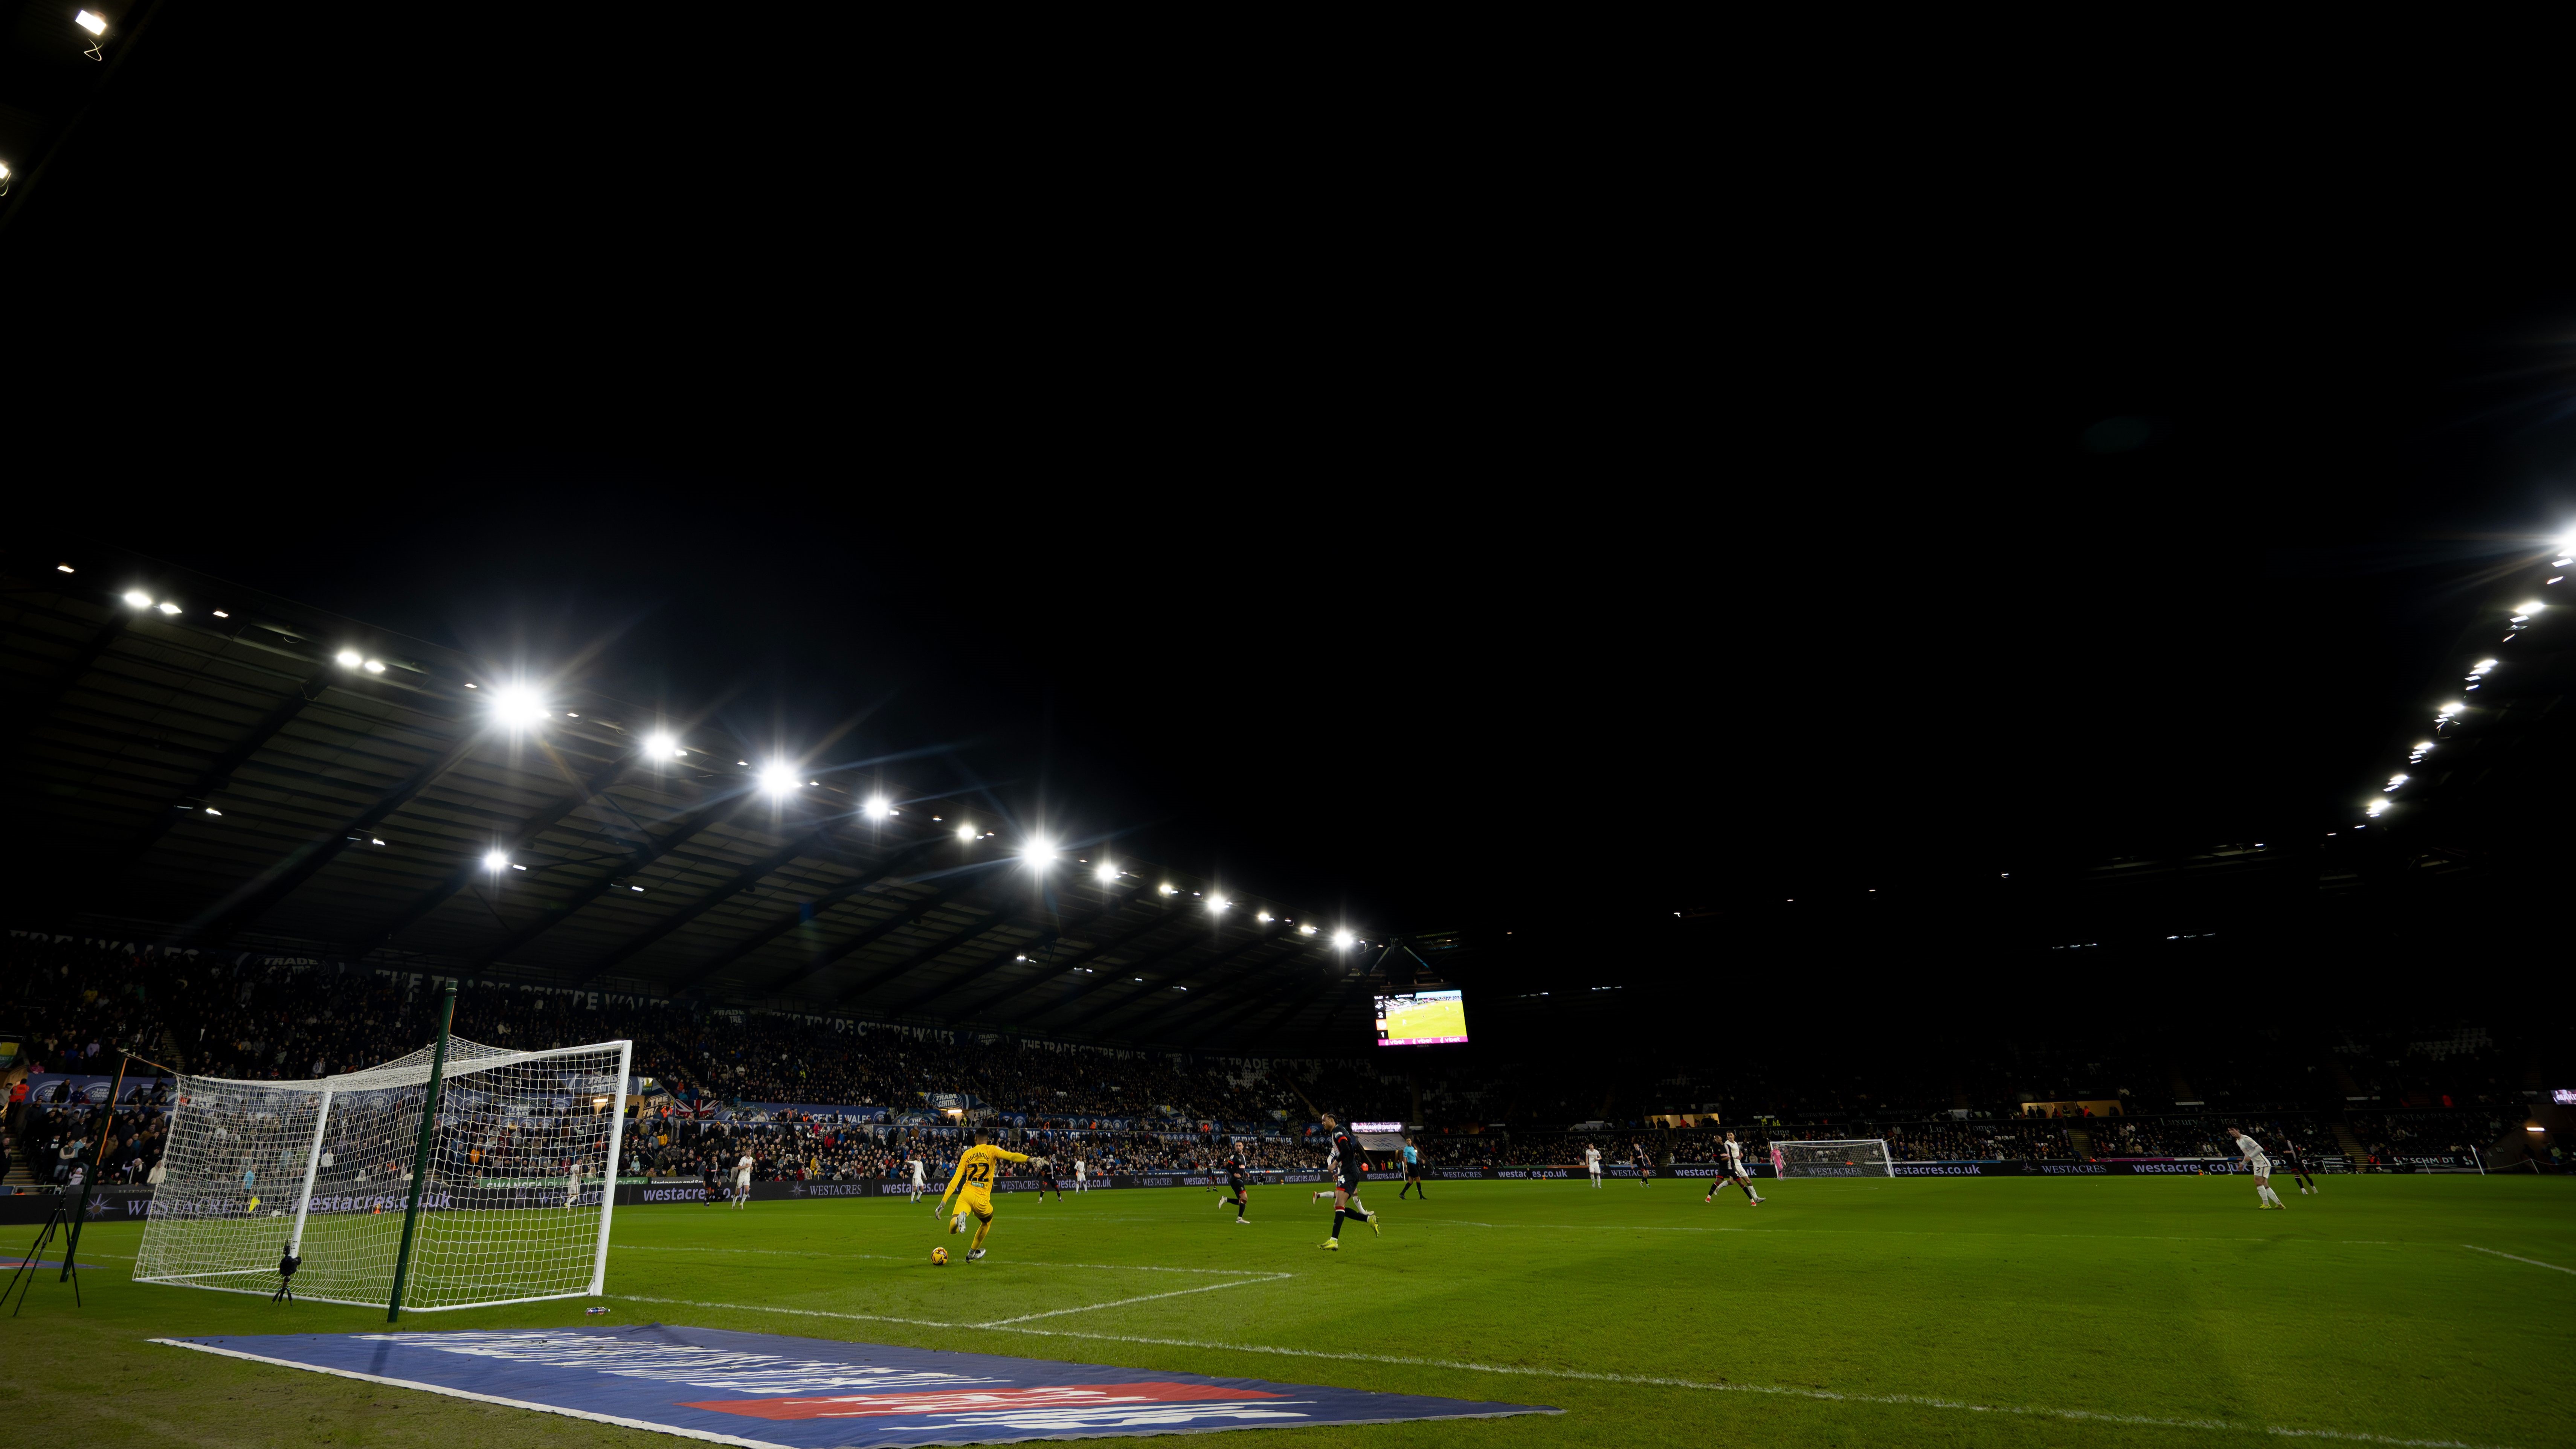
0;544;1417;1052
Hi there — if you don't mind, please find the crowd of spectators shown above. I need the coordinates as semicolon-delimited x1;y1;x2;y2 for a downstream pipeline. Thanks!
3;933;2553;1192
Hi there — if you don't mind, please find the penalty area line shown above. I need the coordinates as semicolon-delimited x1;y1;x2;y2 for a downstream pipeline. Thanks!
608;1295;2512;1449
2462;1245;2575;1277
613;1244;1271;1276
986;1272;1293;1325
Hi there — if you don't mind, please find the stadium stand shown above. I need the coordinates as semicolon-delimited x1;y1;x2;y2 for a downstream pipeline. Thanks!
7;931;2552;1191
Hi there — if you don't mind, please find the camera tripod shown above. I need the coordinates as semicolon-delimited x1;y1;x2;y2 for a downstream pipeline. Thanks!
3;1204;81;1315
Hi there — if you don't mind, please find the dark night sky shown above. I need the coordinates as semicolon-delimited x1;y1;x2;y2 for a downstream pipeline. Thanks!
11;14;2576;967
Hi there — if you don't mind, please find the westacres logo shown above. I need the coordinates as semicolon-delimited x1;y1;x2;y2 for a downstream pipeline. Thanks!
641;1185;711;1203
787;1184;874;1199
2038;1164;2111;1175
1894;1163;1986;1177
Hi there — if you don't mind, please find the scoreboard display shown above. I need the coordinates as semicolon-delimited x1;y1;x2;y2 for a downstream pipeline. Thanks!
1374;988;1468;1047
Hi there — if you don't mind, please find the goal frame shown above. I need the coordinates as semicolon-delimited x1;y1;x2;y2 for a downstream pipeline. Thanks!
134;1034;632;1312
1769;1138;1895;1178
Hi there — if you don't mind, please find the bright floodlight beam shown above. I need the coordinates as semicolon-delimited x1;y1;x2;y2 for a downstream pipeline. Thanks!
1093;860;1117;883
483;850;509;872
122;590;151;608
863;796;893;819
955;822;976;843
757;763;802;797
1332;929;1356;949
75;9;105;34
488;685;548;727
1023;837;1056;869
645;732;684;760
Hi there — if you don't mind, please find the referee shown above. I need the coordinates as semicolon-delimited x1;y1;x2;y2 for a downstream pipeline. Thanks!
1398;1135;1427;1199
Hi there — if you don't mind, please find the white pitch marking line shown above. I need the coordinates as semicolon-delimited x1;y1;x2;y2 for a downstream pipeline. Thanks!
2462;1244;2576;1276
1414;1219;2406;1246
608;1295;2512;1449
986;1272;1291;1324
154;1339;785;1449
614;1244;1271;1277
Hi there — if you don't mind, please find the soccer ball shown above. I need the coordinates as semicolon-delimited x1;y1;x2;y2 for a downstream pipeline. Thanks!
931;1247;949;1266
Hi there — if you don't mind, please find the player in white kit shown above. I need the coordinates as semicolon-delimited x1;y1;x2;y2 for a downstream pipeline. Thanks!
1704;1132;1766;1205
2227;1127;2287;1209
1583;1142;1602;1187
907;1154;927;1203
731;1151;753;1210
1073;1156;1087;1192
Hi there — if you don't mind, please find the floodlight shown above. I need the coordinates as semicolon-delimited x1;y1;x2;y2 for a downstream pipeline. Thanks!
156;601;180;615
2519;602;2544;615
1332;930;1356;949
757;763;802;796
211;610;229;618
1158;883;1176;894
124;591;151;608
1257;911;1273;922
362;658;385;673
1207;897;1229;914
204;808;223;816
2365;799;2388;816
956;822;977;843
484;851;509;872
334;649;360;666
489;685;547;727
2437;702;2463;717
1093;860;1118;883
75;9;105;34
1299;924;1317;935
2384;775;2407;790
645;732;683;760
862;796;893;819
55;564;73;573
1024;838;1057;869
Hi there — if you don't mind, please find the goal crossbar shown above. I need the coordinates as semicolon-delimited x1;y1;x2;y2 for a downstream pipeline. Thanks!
1770;1138;1895;1178
134;1033;631;1312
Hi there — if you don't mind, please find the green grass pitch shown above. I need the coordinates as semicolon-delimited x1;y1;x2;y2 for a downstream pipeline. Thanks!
3;1174;2570;1447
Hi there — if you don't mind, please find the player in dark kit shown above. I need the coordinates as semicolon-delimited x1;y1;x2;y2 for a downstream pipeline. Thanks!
699;1158;723;1206
1632;1140;1653;1185
1316;1114;1378;1250
1218;1150;1252;1223
1032;1159;1062;1202
2279;1139;2320;1196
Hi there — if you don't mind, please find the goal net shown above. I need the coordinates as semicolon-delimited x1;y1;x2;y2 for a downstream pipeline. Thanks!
134;1035;630;1311
1770;1139;1894;1178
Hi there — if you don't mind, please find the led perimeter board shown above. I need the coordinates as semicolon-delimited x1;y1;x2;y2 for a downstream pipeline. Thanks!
1375;988;1468;1047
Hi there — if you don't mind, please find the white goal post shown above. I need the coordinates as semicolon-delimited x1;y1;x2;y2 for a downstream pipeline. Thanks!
1770;1139;1894;1178
134;1032;631;1312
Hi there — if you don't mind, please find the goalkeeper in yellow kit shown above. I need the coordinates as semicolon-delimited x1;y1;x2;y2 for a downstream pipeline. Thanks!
935;1129;1050;1261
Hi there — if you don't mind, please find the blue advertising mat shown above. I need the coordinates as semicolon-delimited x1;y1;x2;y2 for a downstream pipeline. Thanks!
157;1324;1559;1445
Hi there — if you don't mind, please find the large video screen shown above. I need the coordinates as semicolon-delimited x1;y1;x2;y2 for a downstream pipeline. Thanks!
1374;989;1468;1047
